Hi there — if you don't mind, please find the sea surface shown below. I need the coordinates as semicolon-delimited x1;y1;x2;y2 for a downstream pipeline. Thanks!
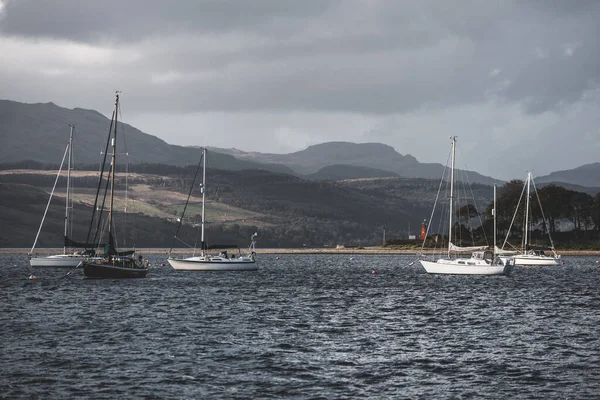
1;253;599;399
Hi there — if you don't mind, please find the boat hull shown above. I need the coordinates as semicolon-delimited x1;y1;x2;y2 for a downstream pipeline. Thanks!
420;259;508;275
82;260;148;278
168;257;258;271
30;254;88;268
510;255;561;266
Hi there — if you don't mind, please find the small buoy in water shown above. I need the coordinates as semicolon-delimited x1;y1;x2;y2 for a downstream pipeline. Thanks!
276;257;280;260
372;270;376;274
161;263;166;266
29;274;37;280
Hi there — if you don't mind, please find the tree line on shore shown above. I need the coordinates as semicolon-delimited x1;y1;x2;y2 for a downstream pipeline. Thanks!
405;179;600;250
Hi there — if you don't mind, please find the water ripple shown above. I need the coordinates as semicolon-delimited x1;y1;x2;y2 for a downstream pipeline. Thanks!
1;254;599;398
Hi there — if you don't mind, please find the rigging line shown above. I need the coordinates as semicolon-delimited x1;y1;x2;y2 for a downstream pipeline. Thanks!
117;97;131;247
67;127;75;242
114;95;131;248
419;146;452;256
117;95;129;155
85;109;115;248
173;235;195;249
503;240;519;251
168;151;205;255
463;182;481;246
29;142;70;254
454;146;489;246
130;187;140;250
436;163;452;254
121;155;130;248
501;176;527;250
62;262;82;278
93;140;117;250
427;203;445;256
92;160;113;249
193;220;202;257
521;200;527;251
530;176;557;250
455;169;466;246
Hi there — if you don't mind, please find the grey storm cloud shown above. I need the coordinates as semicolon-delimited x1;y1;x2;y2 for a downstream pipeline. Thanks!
2;0;600;180
0;0;335;42
1;0;599;115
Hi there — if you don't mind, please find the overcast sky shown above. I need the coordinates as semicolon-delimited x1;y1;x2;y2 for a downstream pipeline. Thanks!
1;0;599;180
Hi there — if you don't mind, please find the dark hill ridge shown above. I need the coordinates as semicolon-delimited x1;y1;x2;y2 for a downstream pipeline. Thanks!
284;142;419;174
535;163;600;188
307;164;399;181
3;99;599;188
536;181;600;197
0;166;446;247
213;142;502;185
0;99;293;174
0;182;207;249
213;142;417;174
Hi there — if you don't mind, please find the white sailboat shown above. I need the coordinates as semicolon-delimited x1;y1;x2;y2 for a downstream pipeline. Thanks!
29;126;92;268
419;137;509;275
498;172;561;266
167;147;258;271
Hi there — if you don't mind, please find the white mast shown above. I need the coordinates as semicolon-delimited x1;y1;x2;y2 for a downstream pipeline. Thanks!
107;93;119;250
493;183;497;259
64;125;74;253
200;147;206;256
524;171;531;251
448;136;456;257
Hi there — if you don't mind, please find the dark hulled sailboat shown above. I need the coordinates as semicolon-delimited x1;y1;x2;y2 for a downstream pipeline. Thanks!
80;92;148;278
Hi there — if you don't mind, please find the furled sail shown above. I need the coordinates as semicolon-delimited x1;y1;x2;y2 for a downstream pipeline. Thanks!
448;242;488;252
494;246;519;255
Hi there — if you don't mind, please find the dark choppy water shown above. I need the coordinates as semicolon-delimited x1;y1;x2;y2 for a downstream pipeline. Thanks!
1;253;600;399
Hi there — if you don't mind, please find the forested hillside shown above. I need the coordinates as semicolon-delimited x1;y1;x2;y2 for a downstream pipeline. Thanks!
0;166;440;248
3;161;600;250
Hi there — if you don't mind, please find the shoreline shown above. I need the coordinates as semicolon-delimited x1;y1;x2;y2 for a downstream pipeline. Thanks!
5;248;600;256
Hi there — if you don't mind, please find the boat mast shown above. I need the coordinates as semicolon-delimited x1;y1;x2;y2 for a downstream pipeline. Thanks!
524;171;531;252
200;147;207;256
108;93;119;250
448;136;456;257
493;183;497;260
64;125;74;254
30;139;70;255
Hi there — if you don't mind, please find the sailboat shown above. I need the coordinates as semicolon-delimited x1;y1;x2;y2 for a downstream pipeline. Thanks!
419;136;509;275
29;125;94;267
167;147;258;271
79;93;149;278
498;172;561;266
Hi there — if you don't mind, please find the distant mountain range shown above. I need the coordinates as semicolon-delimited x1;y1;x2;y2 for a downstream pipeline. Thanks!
1;99;600;188
211;142;502;185
535;163;600;189
306;164;399;181
0;100;293;174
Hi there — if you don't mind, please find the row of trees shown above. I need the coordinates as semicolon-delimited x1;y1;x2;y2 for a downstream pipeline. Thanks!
445;180;600;249
488;181;600;238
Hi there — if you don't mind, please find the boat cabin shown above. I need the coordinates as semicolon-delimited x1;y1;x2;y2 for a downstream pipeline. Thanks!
472;250;494;264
